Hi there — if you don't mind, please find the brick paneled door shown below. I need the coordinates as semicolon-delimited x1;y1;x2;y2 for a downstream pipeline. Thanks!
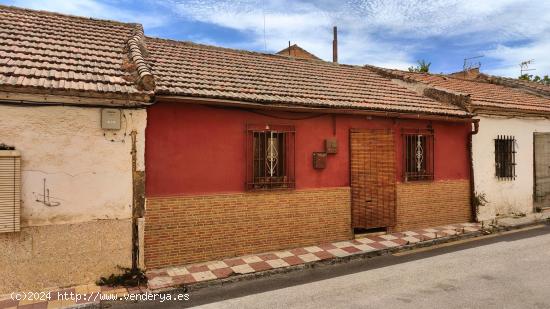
350;129;396;230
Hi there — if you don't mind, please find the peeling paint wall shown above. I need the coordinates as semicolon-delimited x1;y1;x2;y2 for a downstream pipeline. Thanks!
0;105;146;226
0;104;146;291
473;115;550;221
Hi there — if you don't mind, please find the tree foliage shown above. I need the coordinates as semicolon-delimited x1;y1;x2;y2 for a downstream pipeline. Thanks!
408;60;431;73
519;74;550;85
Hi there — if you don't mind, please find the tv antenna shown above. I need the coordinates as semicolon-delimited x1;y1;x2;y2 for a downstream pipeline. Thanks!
463;55;483;72
262;0;267;52
520;59;535;76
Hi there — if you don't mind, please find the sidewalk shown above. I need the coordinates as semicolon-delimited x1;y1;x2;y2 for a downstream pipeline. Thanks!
4;213;548;309
146;222;482;290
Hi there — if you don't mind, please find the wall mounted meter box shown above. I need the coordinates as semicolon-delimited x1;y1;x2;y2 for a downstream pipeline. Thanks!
325;138;338;154
101;108;121;130
313;152;327;169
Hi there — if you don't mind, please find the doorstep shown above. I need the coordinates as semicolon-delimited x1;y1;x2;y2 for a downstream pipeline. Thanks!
147;222;482;291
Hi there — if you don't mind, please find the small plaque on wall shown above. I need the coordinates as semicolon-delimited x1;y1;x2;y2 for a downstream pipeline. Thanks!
313;152;327;169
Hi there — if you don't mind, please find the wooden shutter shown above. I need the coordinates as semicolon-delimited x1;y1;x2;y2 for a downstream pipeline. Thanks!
350;129;396;229
0;150;21;233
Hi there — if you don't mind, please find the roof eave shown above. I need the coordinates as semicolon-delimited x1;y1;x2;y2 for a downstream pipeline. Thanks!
155;94;474;122
472;105;550;118
0;90;152;107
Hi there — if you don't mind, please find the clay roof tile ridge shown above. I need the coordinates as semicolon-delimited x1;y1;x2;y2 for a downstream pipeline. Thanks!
126;24;155;91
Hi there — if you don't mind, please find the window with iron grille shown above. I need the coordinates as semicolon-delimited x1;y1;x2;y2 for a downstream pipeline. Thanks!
495;135;516;180
403;130;434;181
246;124;295;190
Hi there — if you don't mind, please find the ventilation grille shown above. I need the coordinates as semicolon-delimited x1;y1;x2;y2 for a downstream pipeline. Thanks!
0;150;21;233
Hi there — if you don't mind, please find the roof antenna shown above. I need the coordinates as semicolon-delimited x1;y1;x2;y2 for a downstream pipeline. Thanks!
462;55;483;78
262;0;267;52
520;59;536;76
463;56;483;71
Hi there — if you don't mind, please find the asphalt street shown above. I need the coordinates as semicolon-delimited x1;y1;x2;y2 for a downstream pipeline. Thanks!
108;224;550;309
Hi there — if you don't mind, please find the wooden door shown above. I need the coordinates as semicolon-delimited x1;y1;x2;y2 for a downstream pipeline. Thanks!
534;133;550;210
350;129;396;229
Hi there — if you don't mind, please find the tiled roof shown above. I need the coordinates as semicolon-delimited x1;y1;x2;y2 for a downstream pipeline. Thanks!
0;5;154;103
144;37;470;117
480;75;550;98
369;66;550;114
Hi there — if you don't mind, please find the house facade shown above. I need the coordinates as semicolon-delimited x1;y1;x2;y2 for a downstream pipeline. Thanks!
142;39;475;268
0;6;153;293
1;5;494;290
375;67;550;222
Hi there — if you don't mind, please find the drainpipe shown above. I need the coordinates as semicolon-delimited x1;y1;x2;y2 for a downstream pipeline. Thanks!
130;130;139;272
468;119;480;222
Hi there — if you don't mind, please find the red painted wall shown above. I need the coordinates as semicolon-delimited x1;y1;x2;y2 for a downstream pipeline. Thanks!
146;102;471;197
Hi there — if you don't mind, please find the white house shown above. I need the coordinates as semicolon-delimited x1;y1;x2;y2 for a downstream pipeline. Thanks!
0;6;153;293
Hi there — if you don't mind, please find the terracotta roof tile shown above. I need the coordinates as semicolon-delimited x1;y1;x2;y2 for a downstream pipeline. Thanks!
370;66;550;114
480;75;550;97
0;5;154;102
145;38;469;117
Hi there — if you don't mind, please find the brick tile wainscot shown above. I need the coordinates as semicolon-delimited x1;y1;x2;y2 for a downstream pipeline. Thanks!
144;188;352;268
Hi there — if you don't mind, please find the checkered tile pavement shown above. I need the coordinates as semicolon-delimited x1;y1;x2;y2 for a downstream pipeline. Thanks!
147;222;482;290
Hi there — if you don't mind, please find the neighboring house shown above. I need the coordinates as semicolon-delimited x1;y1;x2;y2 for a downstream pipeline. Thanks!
276;44;321;60
370;66;550;222
142;38;476;269
448;68;550;98
0;6;153;292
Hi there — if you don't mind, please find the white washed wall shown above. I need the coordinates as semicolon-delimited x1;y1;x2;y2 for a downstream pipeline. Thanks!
473;115;550;221
0;105;146;226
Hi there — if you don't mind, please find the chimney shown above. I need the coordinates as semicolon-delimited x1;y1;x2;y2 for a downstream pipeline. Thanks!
332;26;338;63
288;41;291;56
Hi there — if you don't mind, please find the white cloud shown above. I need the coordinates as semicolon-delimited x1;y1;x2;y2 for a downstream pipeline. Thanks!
9;0;169;29
163;0;550;74
165;0;418;66
484;40;550;78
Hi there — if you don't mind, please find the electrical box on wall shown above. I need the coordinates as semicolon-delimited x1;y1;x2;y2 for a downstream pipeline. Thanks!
101;108;121;130
313;152;327;169
325;138;338;154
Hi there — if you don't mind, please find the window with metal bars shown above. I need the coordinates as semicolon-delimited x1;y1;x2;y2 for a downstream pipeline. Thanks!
494;135;516;180
246;124;295;190
403;130;434;181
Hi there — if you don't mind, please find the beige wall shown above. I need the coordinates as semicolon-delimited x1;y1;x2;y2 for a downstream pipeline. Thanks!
0;219;131;294
0;104;146;293
0;105;146;226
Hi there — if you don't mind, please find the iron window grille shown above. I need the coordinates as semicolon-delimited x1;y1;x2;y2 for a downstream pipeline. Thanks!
246;124;295;190
403;129;434;181
494;135;516;180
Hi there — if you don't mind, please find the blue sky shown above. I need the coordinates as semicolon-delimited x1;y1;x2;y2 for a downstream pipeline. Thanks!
3;0;549;77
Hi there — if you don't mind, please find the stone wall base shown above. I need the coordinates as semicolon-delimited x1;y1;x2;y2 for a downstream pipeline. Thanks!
396;179;472;231
0;219;131;294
